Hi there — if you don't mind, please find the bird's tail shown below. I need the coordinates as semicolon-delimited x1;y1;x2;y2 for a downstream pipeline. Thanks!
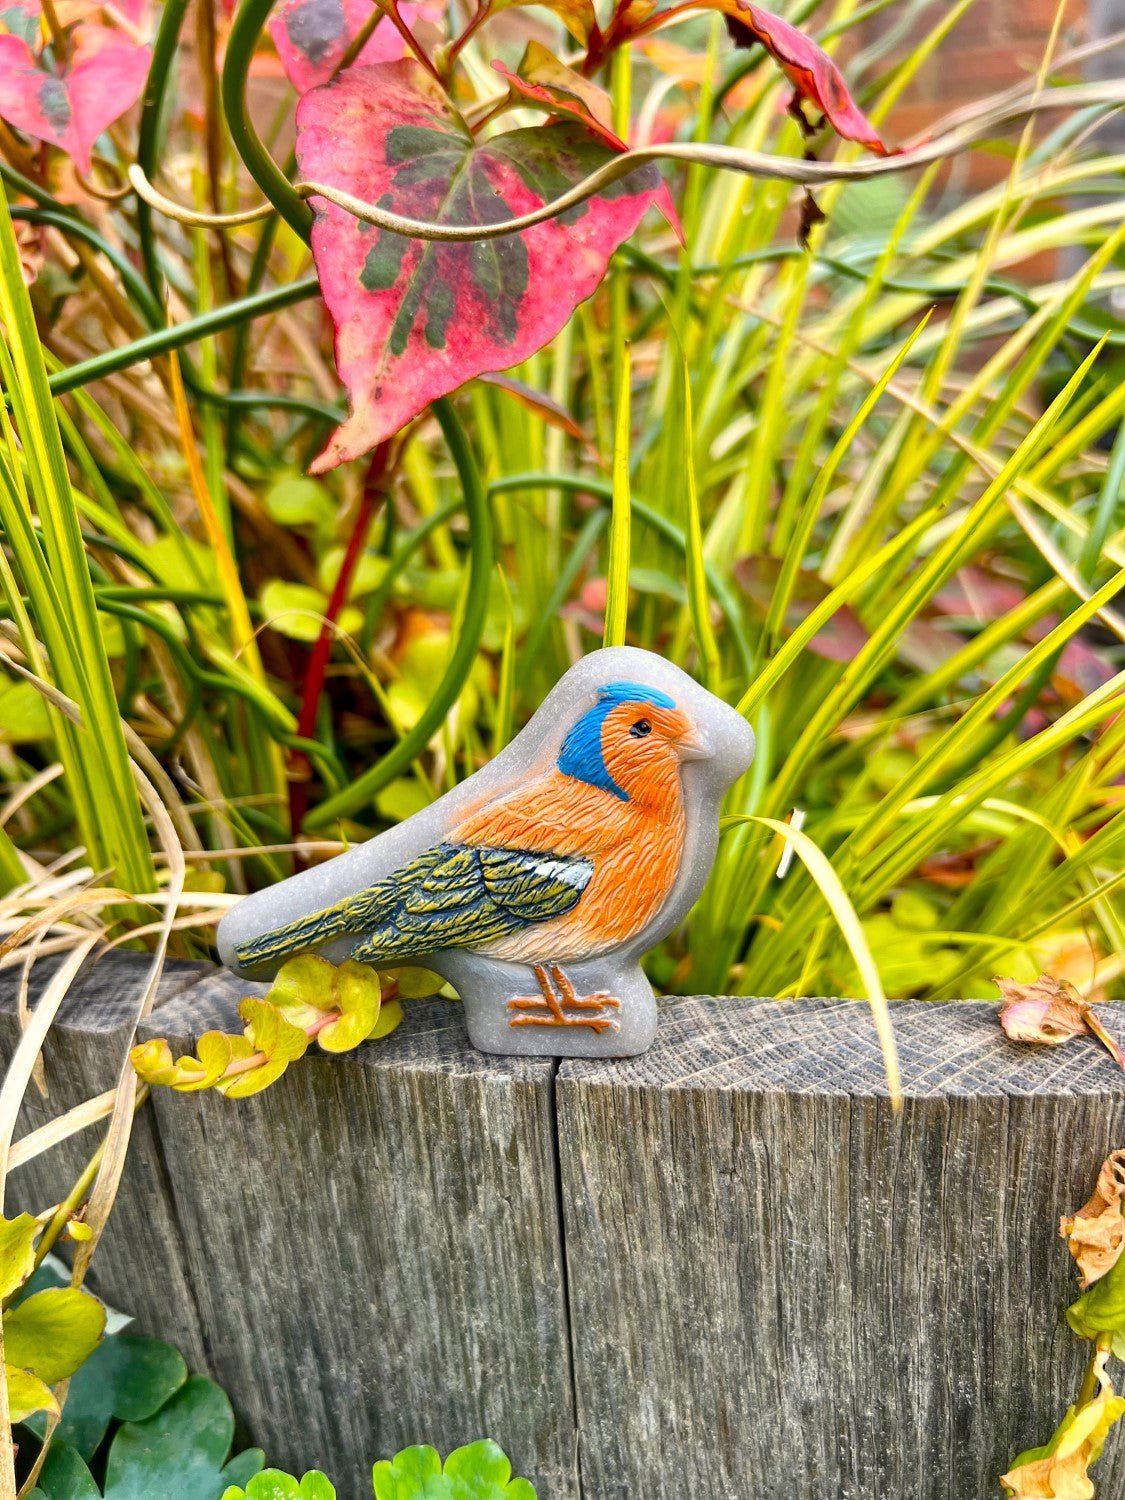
233;894;364;971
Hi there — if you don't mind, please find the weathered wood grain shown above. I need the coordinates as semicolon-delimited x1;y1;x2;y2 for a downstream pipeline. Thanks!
6;962;1125;1500
557;995;1125;1500
0;949;212;1369
136;971;578;1500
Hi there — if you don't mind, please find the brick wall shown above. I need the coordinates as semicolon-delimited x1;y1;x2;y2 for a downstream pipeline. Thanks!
865;0;1096;192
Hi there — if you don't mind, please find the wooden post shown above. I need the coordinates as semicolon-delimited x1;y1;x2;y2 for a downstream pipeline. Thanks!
4;960;1124;1498
557;995;1125;1499
0;951;214;1371
136;970;579;1500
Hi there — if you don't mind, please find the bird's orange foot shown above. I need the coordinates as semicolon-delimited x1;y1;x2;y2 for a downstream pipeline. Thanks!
507;964;621;1034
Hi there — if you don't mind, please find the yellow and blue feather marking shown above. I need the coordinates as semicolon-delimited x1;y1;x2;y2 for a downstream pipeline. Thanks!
235;841;594;969
235;679;679;971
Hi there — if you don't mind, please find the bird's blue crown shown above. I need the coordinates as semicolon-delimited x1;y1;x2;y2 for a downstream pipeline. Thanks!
557;681;677;801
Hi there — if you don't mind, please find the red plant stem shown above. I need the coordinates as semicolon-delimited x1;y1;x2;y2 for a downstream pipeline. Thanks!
447;0;492;69
288;444;390;847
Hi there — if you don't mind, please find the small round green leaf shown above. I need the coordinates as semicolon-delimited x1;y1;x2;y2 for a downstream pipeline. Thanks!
3;1288;106;1382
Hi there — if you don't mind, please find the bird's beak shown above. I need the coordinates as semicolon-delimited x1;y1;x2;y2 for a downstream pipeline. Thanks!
677;728;714;762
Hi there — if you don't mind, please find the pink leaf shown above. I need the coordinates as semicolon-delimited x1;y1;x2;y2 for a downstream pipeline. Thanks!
0;23;149;173
297;59;666;472
722;2;892;156
491;44;681;242
269;0;441;94
0;1;37;45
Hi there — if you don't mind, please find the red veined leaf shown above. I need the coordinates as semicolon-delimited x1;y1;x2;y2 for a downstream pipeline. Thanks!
268;0;442;95
721;3;891;155
296;59;667;471
491;43;682;240
0;23;149;173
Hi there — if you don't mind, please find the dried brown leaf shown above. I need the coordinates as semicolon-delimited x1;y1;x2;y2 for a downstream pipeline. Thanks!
1001;1379;1125;1498
996;975;1125;1070
1061;1151;1125;1289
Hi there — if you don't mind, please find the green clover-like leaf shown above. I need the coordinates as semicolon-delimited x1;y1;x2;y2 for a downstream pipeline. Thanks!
101;1375;263;1499
28;1332;189;1461
372;1440;536;1500
221;1468;336;1500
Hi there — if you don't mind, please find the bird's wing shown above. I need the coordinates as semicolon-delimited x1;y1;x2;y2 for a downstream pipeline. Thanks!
234;842;593;970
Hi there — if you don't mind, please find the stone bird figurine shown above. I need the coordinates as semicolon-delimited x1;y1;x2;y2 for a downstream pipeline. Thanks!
218;647;755;1056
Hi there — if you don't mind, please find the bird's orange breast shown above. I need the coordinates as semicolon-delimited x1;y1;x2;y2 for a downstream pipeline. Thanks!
450;766;686;962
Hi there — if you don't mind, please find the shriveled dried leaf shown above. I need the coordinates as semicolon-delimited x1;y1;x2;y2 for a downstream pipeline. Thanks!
1061;1151;1125;1289
997;975;1125;1069
719;2;892;155
1002;1383;1125;1498
489;0;598;46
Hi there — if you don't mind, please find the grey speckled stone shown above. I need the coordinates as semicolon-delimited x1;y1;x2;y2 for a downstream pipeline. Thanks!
218;648;754;1058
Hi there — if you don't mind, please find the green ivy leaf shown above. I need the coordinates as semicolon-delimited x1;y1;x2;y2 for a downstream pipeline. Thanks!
4;1288;106;1382
221;1469;336;1500
1068;1253;1125;1339
371;1441;536;1500
0;1211;39;1298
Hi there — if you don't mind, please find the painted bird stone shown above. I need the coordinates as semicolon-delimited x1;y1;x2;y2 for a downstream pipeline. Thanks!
218;647;755;1057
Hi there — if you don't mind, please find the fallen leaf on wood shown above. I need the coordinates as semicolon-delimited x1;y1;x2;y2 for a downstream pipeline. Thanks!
1061;1151;1125;1289
1001;1372;1125;1498
996;974;1125;1070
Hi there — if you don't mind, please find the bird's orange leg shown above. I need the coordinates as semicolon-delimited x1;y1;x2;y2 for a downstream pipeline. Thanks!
548;965;621;1016
507;965;620;1034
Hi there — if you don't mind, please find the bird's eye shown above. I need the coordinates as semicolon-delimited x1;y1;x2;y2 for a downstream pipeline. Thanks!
630;718;652;738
